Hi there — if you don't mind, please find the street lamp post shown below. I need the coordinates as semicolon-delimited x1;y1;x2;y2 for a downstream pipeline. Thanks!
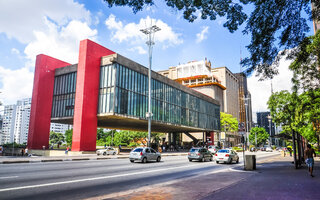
267;115;272;147
140;25;161;147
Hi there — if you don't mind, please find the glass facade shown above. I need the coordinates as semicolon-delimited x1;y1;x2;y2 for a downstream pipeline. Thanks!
98;63;220;131
51;72;77;118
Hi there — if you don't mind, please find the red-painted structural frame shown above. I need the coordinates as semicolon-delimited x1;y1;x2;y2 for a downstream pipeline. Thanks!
28;54;70;149
72;39;115;151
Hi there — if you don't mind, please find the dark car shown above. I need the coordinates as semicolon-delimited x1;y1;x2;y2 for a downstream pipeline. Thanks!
188;147;213;162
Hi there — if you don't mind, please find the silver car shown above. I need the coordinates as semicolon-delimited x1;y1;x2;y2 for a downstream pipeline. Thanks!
215;149;239;164
129;147;161;163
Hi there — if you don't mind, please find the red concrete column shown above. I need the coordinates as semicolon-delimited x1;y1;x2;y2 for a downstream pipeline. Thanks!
72;39;115;151
28;55;70;149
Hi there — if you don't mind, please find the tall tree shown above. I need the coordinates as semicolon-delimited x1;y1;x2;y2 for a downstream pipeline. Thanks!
103;0;320;78
220;112;238;132
65;129;73;146
249;127;269;146
49;131;65;146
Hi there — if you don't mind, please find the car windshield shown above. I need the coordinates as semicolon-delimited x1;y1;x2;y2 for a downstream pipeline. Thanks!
133;148;143;152
189;148;200;152
218;150;229;153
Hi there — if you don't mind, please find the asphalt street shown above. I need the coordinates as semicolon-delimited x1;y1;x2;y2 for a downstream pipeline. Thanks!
0;152;279;200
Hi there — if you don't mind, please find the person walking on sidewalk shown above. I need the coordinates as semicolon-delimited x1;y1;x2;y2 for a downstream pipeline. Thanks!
305;144;316;177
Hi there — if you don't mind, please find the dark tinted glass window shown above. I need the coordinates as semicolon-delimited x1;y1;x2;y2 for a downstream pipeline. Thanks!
218;150;229;153
190;148;200;152
133;148;143;152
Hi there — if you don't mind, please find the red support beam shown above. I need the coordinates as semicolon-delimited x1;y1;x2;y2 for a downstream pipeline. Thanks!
28;55;70;149
72;39;115;151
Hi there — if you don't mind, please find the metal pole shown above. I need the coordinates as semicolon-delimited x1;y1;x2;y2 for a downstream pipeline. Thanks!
268;118;271;147
140;25;160;148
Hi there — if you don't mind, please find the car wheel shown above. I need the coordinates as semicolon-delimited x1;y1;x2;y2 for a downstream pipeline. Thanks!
216;161;219;164
236;158;239;164
210;157;213;161
113;152;116;155
201;157;205;162
130;160;134;163
229;158;233;164
189;159;192;162
103;152;106;156
142;157;147;163
156;156;161;162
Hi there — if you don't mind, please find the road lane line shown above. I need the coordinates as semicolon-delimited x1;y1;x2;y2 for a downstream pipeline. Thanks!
0;162;215;192
0;176;18;179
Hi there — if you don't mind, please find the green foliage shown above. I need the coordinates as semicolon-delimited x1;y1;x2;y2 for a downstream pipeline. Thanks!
103;0;320;79
95;130;163;147
268;89;320;144
2;142;26;148
289;31;320;91
249;127;269;146
49;131;65;145
65;129;73;146
220;112;238;132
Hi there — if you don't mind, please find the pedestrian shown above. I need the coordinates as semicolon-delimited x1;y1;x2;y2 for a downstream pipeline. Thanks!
289;148;292;157
65;146;70;155
21;148;25;156
25;148;28;156
0;146;3;156
305;144;316;177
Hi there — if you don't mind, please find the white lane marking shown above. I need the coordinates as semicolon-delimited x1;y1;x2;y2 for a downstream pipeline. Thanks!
0;176;18;179
0;162;216;192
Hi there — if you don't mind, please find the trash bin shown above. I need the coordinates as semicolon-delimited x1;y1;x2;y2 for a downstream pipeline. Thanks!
245;155;256;170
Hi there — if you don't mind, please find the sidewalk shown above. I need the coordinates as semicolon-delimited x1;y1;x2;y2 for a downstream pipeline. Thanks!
0;151;188;164
93;156;320;200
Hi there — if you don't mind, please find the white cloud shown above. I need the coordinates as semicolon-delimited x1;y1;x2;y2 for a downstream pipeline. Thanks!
247;57;294;120
105;14;183;49
24;18;97;64
0;0;96;105
128;46;147;55
196;26;209;43
11;48;20;55
0;0;91;43
0;66;34;105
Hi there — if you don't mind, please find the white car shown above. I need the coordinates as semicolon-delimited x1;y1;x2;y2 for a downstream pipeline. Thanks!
96;147;117;155
215;149;239;164
266;147;273;152
208;146;220;154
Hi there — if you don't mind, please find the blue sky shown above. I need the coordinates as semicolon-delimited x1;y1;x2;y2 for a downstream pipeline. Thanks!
0;0;315;116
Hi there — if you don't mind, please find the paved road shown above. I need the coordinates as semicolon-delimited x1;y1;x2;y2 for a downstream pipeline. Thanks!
0;152;279;200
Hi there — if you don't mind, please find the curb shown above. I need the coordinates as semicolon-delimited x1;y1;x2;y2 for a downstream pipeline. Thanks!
0;153;188;164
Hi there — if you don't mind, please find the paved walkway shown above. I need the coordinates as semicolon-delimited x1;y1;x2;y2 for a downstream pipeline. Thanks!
93;156;320;200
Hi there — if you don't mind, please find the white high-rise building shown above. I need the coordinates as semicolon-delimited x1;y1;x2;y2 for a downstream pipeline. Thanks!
2;105;16;144
50;123;72;135
0;98;72;145
1;98;31;144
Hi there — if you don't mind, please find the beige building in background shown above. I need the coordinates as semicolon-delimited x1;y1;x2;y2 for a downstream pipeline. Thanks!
212;67;239;121
158;60;242;147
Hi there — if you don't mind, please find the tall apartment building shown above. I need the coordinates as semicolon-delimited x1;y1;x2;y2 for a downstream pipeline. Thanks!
50;123;72;134
1;98;31;144
0;98;71;145
235;73;253;132
257;112;275;137
211;67;239;121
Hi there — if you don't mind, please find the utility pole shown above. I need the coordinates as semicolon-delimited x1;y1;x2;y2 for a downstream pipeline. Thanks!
140;24;161;147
